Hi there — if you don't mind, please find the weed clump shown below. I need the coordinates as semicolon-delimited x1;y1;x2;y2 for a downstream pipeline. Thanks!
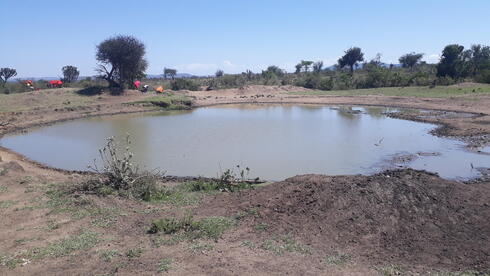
148;214;234;241
75;135;164;201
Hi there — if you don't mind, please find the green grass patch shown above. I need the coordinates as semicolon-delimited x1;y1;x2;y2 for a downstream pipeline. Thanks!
127;94;192;110
19;231;101;262
158;258;172;273
234;207;260;220
254;223;268;231
0;185;7;193
324;251;351;266
188;242;214;254
289;84;490;98
0;200;16;209
261;235;311;256
14;237;37;245
241;240;256;249
0;88;96;113
375;264;404;276
149;215;234;241
125;247;144;259
99;249;120;262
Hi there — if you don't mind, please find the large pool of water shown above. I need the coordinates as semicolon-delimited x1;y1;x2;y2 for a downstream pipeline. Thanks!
1;104;489;180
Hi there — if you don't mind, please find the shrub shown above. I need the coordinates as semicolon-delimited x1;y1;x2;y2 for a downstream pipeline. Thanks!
79;135;163;200
170;78;199;91
475;69;490;83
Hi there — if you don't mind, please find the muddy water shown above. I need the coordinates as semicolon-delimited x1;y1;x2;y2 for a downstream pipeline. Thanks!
1;104;489;180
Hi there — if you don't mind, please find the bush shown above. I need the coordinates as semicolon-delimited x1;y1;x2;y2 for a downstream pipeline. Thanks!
148;214;234;240
79;135;164;200
475;69;490;84
170;79;199;91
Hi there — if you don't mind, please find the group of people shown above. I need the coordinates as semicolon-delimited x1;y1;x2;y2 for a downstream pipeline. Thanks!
132;80;164;93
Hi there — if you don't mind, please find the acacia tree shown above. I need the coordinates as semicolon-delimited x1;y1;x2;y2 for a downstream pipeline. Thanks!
295;63;302;74
164;68;177;79
96;35;148;88
338;47;364;74
312;61;323;73
295;60;314;73
399;52;424;71
0;68;17;86
61;65;80;83
215;69;224;77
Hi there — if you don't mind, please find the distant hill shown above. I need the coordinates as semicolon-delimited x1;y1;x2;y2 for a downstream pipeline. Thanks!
145;73;196;79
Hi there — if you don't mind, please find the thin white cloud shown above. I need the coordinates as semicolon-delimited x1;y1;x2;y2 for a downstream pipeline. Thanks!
424;54;440;64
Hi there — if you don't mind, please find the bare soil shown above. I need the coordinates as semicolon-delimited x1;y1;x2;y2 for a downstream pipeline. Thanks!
1;85;490;275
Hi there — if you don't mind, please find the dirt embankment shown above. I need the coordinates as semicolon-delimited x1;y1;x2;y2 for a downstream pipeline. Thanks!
198;169;490;272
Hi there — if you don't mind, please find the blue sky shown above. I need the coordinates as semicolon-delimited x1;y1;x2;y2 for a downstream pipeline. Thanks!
1;0;489;78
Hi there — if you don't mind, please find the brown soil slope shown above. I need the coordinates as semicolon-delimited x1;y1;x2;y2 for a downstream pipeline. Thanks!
200;169;490;272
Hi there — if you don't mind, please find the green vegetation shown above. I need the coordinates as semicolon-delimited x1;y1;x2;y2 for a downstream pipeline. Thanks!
61;65;80;83
338;47;364;74
375;264;404;276
77;135;164;201
96;35;147;89
125;248;144;259
128;94;192;109
253;223;268;231
163;68;177;79
324;251;351;266
188;242;214;253
170;78;199;91
0;185;8;193
148;214;234;241
100;249;120;262
0;200;16;209
289;83;490;98
0;68;17;87
26;231;100;260
158;258;172;273
260;235;311;256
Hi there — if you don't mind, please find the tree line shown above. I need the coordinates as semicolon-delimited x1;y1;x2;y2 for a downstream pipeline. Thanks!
1;35;489;94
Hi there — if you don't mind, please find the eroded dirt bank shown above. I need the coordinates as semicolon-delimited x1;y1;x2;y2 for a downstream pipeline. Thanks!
198;169;490;273
1;85;490;275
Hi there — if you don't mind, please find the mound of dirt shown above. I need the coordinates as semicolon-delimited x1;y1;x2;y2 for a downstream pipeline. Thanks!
200;169;490;271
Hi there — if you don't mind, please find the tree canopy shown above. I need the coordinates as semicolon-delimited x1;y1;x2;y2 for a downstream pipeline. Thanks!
399;52;424;70
0;68;17;86
61;65;80;83
436;44;465;79
338;47;364;74
96;35;148;88
164;68;177;79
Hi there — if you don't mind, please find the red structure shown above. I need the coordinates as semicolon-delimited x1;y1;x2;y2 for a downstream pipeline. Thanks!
48;80;63;88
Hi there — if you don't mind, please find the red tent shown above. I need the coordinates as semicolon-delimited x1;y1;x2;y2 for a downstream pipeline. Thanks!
49;80;63;88
133;80;141;89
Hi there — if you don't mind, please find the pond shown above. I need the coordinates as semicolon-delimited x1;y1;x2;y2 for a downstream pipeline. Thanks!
1;104;489;180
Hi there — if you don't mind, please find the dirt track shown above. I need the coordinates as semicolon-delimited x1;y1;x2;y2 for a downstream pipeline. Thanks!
1;85;490;275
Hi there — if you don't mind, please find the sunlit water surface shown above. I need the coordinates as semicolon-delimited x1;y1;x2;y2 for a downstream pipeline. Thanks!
1;104;489;180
